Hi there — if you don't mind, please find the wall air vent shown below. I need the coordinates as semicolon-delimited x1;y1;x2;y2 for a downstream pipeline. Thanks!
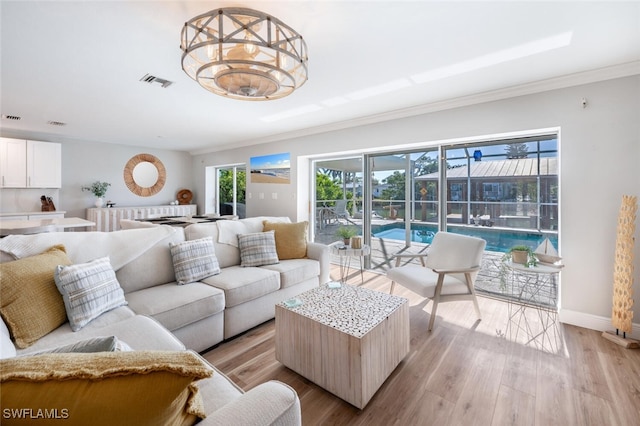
2;114;21;121
47;121;67;126
140;73;173;88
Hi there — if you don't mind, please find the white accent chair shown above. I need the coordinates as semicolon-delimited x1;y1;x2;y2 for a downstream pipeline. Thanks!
387;232;487;331
327;199;355;225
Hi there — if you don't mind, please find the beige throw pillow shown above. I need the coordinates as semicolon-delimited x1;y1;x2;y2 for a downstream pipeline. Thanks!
263;221;308;260
0;245;71;348
0;350;213;426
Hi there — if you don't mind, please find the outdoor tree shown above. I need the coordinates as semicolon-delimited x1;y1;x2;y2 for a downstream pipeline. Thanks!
315;172;344;202
380;171;406;201
505;143;529;159
218;170;246;204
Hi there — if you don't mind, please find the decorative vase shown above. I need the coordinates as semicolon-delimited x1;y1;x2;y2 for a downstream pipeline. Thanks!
350;236;362;249
343;238;351;246
511;250;528;264
95;197;104;208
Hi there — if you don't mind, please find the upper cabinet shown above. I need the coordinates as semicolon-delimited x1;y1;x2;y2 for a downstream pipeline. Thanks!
0;138;61;188
0;138;27;187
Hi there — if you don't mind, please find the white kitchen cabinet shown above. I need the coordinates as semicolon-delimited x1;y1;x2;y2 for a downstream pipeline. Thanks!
0;137;27;187
27;141;61;188
0;138;61;188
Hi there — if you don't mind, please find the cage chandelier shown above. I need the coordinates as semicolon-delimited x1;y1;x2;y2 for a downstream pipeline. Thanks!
180;7;308;101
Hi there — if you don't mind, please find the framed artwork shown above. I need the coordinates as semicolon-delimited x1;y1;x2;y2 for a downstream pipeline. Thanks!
250;152;290;184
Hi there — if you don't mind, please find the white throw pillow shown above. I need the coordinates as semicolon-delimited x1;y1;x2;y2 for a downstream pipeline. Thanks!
54;257;127;331
169;237;221;285
24;336;132;356
238;230;279;267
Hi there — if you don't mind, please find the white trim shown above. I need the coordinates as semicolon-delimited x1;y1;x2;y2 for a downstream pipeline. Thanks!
559;308;640;340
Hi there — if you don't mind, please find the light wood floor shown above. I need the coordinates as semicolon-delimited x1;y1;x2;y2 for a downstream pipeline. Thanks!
202;266;640;426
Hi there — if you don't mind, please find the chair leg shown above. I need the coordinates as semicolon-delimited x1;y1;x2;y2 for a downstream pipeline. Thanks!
390;281;396;294
428;299;438;331
465;272;482;320
428;274;445;331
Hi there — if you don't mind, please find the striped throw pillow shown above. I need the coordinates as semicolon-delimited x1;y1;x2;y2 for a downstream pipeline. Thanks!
54;257;127;331
238;230;279;267
169;237;220;285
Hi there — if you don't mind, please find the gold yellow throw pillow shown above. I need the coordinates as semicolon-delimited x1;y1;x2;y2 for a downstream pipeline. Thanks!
0;245;71;348
0;350;213;426
263;221;308;260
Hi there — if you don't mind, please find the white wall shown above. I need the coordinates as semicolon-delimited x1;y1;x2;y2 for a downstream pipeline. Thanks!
0;140;193;219
192;75;640;336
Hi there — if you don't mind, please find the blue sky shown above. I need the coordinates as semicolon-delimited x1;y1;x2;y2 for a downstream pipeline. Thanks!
250;152;290;170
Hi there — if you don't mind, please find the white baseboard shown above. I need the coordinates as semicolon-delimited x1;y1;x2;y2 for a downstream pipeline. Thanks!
559;309;640;340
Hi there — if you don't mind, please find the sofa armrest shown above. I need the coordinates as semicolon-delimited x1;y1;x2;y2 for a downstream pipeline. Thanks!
198;380;301;426
306;242;330;284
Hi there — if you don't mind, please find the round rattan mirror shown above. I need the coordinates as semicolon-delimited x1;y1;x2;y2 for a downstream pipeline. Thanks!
123;153;166;197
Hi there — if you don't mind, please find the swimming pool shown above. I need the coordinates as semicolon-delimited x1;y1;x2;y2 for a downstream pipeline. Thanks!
373;225;558;253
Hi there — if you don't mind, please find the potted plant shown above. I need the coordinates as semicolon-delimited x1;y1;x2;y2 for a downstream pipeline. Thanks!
336;226;358;245
499;245;538;290
82;181;111;207
506;245;532;265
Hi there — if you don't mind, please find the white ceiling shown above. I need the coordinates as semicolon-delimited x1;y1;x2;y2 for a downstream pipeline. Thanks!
1;1;639;154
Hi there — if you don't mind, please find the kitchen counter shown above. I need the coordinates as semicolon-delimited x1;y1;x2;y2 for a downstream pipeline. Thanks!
0;217;94;236
0;211;66;217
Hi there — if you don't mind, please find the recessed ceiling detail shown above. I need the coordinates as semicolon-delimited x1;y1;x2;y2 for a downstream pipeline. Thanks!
139;74;173;88
47;121;67;126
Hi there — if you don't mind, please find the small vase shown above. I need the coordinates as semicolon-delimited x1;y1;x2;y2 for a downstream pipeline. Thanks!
95;197;104;208
511;250;528;264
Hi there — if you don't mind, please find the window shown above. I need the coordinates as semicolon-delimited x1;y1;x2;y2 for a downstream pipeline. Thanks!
216;165;246;218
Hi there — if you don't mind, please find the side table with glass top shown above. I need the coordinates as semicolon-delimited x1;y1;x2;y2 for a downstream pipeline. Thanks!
503;261;563;352
329;241;371;285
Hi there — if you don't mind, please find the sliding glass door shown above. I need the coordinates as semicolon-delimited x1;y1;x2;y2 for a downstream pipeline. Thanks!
216;165;246;218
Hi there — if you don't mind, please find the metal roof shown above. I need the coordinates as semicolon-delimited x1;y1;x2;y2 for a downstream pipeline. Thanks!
416;157;558;180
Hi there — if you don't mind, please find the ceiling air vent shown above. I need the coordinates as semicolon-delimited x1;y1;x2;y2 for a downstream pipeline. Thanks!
2;114;21;121
47;121;67;126
140;73;173;88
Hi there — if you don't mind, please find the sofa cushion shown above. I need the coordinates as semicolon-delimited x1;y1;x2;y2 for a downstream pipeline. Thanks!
201;266;280;308
184;217;291;268
0;245;71;349
126;283;225;332
116;227;185;293
263;220;308;260
0;350;213;426
261;258;321;288
0;226;177;271
185;222;240;268
16;311;185;356
54;257;128;332
170;237;220;285
238;230;279;267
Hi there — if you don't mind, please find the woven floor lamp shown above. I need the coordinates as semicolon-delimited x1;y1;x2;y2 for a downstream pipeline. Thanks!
603;195;639;348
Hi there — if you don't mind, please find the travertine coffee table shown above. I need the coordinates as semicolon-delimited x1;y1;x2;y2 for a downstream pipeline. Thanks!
275;283;409;409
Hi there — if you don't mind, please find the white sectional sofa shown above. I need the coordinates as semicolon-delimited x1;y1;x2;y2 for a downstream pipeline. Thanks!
0;216;329;425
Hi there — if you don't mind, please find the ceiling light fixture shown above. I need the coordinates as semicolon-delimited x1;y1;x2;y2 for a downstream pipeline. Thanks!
180;7;308;101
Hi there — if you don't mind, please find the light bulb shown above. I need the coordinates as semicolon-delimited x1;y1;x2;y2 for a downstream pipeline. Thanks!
280;53;289;69
244;43;257;55
207;44;217;61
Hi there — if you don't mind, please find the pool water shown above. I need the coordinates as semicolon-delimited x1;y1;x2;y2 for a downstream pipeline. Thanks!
373;226;558;253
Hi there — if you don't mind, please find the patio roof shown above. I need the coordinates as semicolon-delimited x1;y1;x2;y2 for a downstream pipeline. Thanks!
317;155;410;173
416;157;558;180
